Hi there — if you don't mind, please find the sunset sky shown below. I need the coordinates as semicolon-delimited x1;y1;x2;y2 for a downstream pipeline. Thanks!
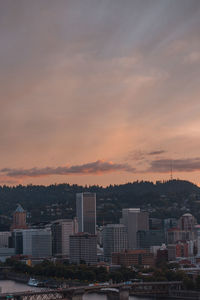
1;0;200;186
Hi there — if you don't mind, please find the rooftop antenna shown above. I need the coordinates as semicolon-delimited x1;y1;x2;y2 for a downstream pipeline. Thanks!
170;160;173;181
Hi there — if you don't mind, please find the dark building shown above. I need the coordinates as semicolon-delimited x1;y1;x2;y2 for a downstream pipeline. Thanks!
69;233;97;265
137;230;165;249
11;231;23;254
76;193;96;235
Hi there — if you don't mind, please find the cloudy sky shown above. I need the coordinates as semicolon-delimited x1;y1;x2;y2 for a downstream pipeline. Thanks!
1;0;200;186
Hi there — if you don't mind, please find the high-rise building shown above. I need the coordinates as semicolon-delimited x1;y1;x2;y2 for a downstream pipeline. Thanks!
52;218;78;257
11;204;27;230
103;224;128;261
120;208;149;249
69;233;97;265
12;229;52;258
76;192;96;234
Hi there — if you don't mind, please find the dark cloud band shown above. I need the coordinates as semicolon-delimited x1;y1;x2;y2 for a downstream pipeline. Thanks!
148;157;200;173
0;160;135;178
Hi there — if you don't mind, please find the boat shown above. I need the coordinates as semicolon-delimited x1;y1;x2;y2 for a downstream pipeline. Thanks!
28;278;43;287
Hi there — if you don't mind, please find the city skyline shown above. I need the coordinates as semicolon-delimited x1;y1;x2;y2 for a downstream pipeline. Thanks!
1;0;200;186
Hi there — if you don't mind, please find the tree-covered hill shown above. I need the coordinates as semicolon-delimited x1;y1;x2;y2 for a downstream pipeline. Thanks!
0;179;200;229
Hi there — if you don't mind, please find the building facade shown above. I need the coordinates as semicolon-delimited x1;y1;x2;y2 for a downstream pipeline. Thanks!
76;193;96;234
103;224;128;261
69;233;97;265
52;218;78;257
0;232;11;248
12;229;52;258
112;249;154;267
137;230;165;249
11;204;27;230
120;208;149;249
178;213;197;231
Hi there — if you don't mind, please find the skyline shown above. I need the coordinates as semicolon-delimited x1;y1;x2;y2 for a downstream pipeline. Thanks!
1;0;200;186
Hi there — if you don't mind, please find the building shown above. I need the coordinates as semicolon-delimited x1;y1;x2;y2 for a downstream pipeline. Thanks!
69;233;97;265
178;213;197;231
195;225;200;256
52;218;78;257
112;249;154;268
12;229;52;258
0;232;12;248
149;218;163;230
156;245;168;265
167;228;195;244
76;192;96;234
163;218;178;231
0;248;15;262
103;224;128;261
11;204;27;230
137;230;165;249
167;240;196;261
120;208;149;249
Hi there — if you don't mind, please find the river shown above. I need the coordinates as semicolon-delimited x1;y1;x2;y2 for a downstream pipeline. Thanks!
0;280;163;299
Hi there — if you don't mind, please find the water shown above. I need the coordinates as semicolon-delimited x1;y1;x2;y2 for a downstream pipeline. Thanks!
0;280;160;299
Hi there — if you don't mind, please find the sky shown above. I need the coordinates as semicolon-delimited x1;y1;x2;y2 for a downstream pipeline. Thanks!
1;0;200;186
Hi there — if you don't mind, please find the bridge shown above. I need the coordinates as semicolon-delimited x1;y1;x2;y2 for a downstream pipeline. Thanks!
0;281;182;300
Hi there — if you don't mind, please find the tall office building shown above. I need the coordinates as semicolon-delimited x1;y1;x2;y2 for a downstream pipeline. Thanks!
69;233;97;265
11;204;27;230
103;224;128;261
52;218;78;257
12;229;52;258
76;192;96;234
120;208;149;249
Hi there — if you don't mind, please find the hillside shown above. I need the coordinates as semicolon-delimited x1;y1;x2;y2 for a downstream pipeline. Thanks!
0;179;200;229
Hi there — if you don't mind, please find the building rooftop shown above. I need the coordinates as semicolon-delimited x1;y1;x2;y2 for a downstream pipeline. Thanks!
15;204;25;213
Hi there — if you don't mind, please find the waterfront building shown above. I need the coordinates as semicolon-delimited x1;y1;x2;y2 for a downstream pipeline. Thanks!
69;233;97;265
11;204;28;230
112;249;154;268
103;224;128;261
51;218;78;257
12;228;52;258
76;192;96;234
120;208;149;249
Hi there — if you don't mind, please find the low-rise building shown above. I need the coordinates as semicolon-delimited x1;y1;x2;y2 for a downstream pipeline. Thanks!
112;249;154;268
